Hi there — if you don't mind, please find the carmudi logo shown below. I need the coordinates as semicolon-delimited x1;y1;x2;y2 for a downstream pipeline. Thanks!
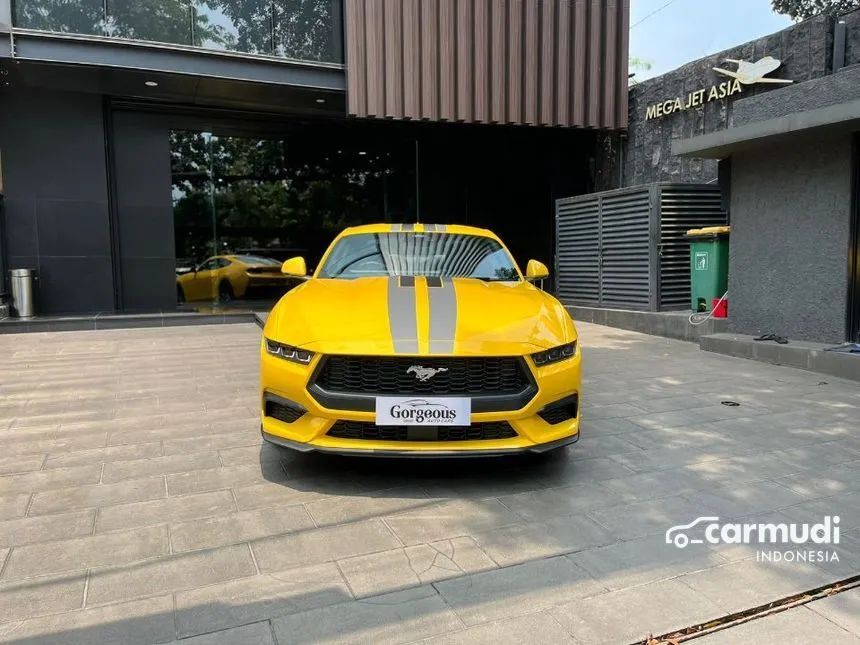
389;399;458;424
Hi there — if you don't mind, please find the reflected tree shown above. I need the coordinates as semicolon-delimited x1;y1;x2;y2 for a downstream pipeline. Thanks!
14;0;227;46
14;0;340;61
171;130;412;267
275;0;337;61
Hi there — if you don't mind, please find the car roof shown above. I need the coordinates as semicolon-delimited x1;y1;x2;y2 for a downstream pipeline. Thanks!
339;223;497;238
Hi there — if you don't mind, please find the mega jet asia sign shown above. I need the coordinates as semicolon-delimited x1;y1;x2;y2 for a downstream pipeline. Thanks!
644;56;792;121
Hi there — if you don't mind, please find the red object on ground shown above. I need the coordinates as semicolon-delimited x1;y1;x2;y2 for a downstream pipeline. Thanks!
712;298;728;318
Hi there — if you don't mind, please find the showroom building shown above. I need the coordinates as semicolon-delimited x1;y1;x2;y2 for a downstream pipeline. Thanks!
0;0;629;316
596;8;860;345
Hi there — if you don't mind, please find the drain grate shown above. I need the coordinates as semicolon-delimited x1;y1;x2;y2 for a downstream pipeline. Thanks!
631;574;860;644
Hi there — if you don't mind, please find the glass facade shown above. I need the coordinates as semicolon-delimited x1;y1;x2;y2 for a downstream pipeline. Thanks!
12;0;343;62
170;128;417;308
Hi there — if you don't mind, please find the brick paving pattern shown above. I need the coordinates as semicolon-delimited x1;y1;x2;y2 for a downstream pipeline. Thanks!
0;322;858;644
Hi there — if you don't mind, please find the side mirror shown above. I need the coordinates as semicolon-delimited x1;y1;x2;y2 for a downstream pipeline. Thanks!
525;259;549;281
282;256;308;277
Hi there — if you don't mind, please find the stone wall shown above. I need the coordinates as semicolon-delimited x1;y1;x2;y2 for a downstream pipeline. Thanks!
843;7;860;66
618;13;834;188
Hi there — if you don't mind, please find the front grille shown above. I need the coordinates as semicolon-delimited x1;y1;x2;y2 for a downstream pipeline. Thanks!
265;401;303;424
327;420;517;442
314;356;530;396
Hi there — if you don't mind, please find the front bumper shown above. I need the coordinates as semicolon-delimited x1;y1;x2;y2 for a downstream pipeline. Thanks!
259;346;582;457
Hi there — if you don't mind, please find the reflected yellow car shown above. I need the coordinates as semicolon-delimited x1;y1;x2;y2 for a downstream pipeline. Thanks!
176;254;294;303
260;223;581;457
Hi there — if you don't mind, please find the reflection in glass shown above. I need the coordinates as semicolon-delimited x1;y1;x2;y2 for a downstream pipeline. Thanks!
105;0;197;46
170;128;416;309
318;233;522;281
13;0;106;36
13;0;343;63
275;0;340;62
191;0;274;55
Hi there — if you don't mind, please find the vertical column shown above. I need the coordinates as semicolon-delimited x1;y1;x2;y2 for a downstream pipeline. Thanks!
331;0;344;63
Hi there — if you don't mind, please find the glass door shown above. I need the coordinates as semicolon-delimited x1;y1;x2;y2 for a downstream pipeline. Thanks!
170;126;417;311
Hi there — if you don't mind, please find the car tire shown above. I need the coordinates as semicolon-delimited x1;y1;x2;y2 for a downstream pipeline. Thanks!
218;281;234;303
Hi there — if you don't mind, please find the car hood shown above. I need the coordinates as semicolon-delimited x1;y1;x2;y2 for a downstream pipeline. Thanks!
264;276;576;356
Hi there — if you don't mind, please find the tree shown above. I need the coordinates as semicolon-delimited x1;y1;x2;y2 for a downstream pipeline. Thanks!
13;0;338;61
13;0;227;47
771;0;859;20
628;57;653;85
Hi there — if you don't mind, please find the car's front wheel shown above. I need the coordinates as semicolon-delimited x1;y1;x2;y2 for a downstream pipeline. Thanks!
218;280;234;303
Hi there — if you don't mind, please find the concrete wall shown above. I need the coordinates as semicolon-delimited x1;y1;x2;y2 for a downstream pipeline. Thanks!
728;133;852;343
619;14;833;188
112;112;176;312
0;87;115;315
843;7;860;67
732;64;860;127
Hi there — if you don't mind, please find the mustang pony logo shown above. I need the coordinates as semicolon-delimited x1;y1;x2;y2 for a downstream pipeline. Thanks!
406;366;448;381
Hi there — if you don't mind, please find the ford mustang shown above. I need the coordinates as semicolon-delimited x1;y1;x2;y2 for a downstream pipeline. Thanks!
260;223;581;457
177;254;297;303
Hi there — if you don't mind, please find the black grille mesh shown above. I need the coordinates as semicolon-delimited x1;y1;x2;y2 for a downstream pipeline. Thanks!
265;401;303;424
327;421;517;442
314;356;529;396
537;396;579;425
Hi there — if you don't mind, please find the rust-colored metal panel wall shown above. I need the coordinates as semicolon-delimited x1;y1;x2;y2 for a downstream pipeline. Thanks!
345;0;630;130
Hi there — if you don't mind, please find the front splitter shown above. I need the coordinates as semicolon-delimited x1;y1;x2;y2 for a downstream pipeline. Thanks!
261;427;579;458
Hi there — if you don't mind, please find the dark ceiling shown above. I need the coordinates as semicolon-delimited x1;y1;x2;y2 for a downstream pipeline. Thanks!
1;58;347;117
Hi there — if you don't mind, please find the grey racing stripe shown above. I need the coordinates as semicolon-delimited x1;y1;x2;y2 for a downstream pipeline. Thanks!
425;224;437;232
392;223;402;232
388;276;419;354
428;277;457;354
402;223;415;232
436;224;447;232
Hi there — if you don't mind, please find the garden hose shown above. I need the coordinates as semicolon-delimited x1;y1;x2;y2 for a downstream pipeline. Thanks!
689;291;728;326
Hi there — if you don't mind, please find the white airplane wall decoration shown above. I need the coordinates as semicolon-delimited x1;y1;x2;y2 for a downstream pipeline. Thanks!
712;56;793;85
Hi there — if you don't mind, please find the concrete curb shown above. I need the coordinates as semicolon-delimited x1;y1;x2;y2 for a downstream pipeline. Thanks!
700;333;860;383
0;311;260;334
565;304;729;343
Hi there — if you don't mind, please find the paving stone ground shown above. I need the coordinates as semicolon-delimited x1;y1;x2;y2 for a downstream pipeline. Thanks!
0;322;858;644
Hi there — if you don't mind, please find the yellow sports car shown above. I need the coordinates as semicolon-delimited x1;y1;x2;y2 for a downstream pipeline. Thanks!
177;254;295;303
260;223;581;457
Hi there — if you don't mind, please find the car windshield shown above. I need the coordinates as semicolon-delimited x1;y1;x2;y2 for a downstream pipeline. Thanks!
234;256;281;266
317;232;521;281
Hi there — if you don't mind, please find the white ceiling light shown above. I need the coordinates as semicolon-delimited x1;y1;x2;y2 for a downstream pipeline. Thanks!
145;80;159;87
315;98;326;104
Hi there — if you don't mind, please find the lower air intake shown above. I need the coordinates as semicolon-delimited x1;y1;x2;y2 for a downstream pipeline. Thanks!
327;421;517;442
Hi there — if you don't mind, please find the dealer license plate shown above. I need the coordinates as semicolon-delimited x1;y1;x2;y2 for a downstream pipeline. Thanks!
375;396;471;426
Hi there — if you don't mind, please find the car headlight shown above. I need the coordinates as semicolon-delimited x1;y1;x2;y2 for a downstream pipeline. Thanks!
531;342;576;366
264;338;314;365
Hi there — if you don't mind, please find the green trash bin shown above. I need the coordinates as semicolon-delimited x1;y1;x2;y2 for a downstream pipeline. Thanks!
685;226;730;312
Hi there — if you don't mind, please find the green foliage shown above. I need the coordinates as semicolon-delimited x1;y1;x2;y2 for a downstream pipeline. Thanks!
13;0;336;60
771;0;859;20
171;131;410;264
629;57;653;72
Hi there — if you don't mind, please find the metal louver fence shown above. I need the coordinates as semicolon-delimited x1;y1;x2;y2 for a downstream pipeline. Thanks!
555;183;727;311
